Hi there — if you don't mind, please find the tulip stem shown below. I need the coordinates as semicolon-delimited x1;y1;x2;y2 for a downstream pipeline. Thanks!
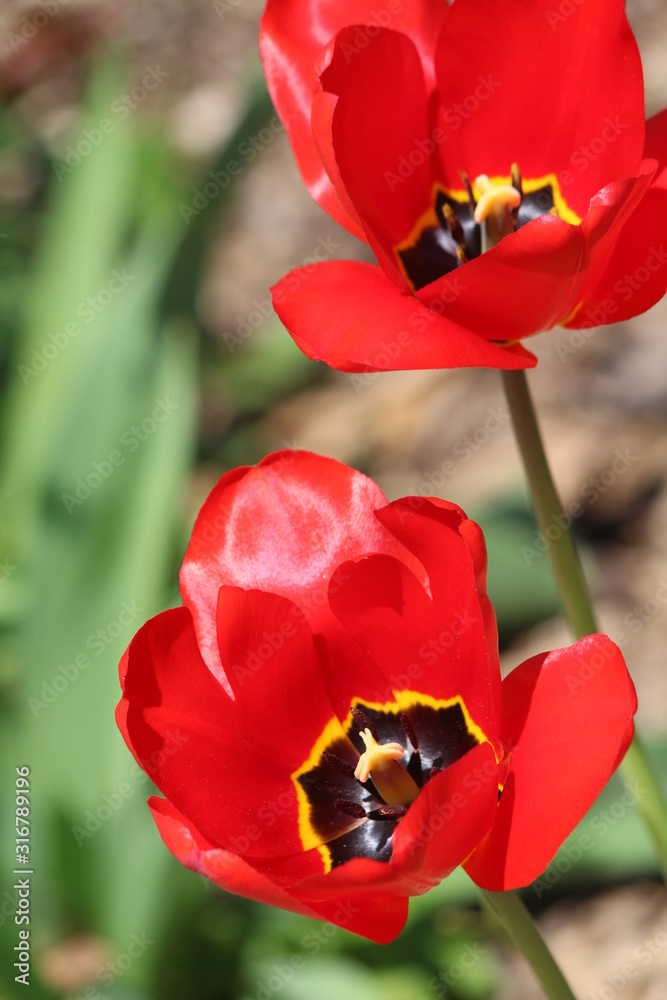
480;888;577;1000
501;368;667;880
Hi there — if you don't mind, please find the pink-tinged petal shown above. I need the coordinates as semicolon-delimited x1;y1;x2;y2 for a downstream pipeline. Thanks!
180;450;408;693
434;0;644;216
272;260;537;373
464;636;636;890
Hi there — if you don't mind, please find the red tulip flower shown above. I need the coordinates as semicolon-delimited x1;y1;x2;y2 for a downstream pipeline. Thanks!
117;452;636;942
260;0;667;373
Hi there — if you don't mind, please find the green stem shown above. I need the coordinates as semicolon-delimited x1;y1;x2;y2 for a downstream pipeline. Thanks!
501;368;667;879
480;888;577;1000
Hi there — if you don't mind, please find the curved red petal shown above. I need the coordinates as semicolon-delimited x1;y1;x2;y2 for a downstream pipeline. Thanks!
150;797;409;942
272;260;537;373
464;635;636;890
260;0;449;227
180;450;403;692
565;163;666;326
645;108;667;174
120;605;326;858
418;215;584;340
321;28;433;283
373;500;502;744
434;0;644;216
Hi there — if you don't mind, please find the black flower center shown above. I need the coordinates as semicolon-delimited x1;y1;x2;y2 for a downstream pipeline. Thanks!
396;166;579;291
293;694;484;871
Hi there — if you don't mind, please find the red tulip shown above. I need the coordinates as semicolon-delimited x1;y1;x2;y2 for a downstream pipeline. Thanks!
260;0;667;372
117;452;636;942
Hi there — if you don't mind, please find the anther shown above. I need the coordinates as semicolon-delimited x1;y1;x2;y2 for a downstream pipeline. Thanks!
459;169;477;213
376;804;407;819
441;203;464;245
351;708;379;743
400;713;419;751
335;799;367;819
323;751;356;779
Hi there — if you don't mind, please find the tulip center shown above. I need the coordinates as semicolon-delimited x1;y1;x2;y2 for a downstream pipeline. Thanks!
292;693;488;872
354;728;420;806
396;164;580;291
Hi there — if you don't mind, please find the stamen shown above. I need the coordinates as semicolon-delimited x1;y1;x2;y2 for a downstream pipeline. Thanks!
441;203;464;245
376;805;407;819
456;246;468;266
511;162;523;198
354;728;420;807
351;707;379;743
458;169;476;213
400;712;419;750
473;174;521;225
335;799;367;819
322;751;356;779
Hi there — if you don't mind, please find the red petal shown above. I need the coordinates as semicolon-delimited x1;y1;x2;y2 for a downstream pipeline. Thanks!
150;797;408;943
464;636;636;890
119;604;329;858
180;450;404;693
320;28;433;283
418;215;584;340
565;163;666;326
260;0;449;229
272;260;537;372
374;500;502;745
434;0;644;216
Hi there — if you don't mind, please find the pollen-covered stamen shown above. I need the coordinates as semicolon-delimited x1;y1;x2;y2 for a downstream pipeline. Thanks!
400;712;419;751
375;804;407;820
322;750;356;779
441;202;464;246
458;169;476;214
354;728;420;807
473;174;522;226
335;799;367;819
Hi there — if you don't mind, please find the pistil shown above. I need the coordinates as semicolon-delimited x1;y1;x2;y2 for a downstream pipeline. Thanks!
354;728;420;807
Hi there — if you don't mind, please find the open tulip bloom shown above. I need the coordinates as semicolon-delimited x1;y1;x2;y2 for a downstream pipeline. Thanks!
117;452;636;942
260;0;667;373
